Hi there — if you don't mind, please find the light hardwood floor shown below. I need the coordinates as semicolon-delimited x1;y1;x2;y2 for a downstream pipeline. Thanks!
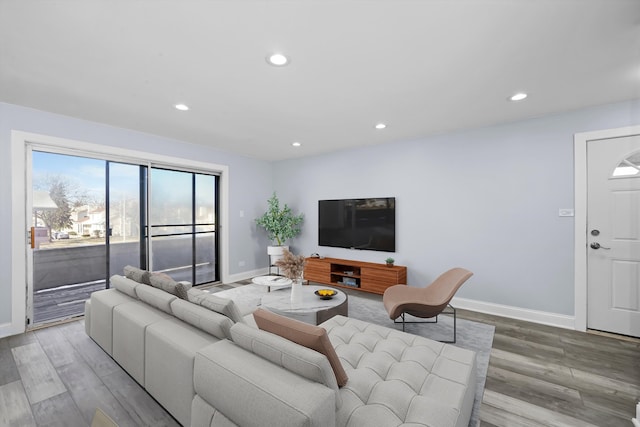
1;300;638;426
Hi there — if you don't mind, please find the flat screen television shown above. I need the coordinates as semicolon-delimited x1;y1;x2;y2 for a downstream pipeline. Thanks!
318;197;395;252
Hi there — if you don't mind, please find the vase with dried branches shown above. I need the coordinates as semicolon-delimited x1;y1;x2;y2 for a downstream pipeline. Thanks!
275;248;306;282
275;249;307;303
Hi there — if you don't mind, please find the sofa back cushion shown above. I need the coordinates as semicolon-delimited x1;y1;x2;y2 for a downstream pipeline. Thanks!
123;265;191;299
253;309;348;387
111;275;139;298
230;322;341;407
148;273;190;298
187;288;244;324
135;284;177;314
123;265;147;283
171;299;233;340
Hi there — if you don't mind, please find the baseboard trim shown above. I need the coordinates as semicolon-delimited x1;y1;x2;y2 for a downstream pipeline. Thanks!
0;322;12;339
451;297;576;330
0;322;24;339
225;268;269;285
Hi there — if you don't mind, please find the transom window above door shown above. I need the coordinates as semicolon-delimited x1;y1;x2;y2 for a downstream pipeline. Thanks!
612;151;640;178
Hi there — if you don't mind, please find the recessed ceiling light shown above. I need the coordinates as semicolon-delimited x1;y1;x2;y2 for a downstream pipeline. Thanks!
292;141;301;147
509;93;528;101
174;103;189;111
375;123;387;129
267;53;289;66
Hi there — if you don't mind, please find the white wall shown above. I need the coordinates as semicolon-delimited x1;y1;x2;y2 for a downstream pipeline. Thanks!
273;99;640;318
0;102;274;328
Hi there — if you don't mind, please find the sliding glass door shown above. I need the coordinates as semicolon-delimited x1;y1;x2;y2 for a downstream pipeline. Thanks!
195;173;218;284
30;151;107;324
107;162;146;278
29;151;219;326
149;168;219;285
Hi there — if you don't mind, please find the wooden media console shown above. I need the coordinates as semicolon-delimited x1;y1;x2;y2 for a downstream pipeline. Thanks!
304;257;407;295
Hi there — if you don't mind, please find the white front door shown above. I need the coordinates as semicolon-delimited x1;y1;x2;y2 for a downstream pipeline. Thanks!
587;135;640;337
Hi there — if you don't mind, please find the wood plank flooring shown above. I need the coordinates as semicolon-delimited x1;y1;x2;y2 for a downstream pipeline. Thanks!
0;320;178;427
1;288;638;427
11;342;67;404
457;309;640;427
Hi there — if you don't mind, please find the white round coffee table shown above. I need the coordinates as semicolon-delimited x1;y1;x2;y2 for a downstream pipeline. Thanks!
260;285;348;325
251;275;292;292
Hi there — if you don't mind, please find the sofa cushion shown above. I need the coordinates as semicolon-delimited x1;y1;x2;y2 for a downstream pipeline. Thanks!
111;275;139;298
188;288;245;324
149;272;181;294
230;322;340;405
145;317;220;427
112;301;172;385
135;283;177;314
175;282;190;300
191;395;239;427
88;288;137;355
253;308;348;387
194;340;336;427
123;265;191;299
123;265;147;283
171;299;233;340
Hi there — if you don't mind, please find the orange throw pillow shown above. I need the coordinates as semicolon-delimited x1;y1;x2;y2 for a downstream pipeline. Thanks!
253;308;348;387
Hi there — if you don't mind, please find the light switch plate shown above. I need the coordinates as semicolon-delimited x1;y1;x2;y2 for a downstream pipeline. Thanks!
559;208;574;217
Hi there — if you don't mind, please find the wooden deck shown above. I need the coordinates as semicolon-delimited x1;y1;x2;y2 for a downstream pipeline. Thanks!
33;282;107;326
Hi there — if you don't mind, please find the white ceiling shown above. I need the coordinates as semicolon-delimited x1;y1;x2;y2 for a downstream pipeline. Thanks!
1;0;639;161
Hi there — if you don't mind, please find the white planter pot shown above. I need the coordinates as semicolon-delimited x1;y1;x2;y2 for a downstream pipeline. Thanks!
267;245;289;256
268;245;289;266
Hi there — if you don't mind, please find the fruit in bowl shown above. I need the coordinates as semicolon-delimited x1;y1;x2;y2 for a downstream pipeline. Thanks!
314;289;337;299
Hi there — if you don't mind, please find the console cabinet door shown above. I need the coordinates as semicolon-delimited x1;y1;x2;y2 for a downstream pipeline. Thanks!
361;267;404;294
304;258;330;283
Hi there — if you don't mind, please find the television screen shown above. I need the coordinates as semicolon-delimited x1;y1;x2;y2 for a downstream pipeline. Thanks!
318;197;395;252
318;199;354;248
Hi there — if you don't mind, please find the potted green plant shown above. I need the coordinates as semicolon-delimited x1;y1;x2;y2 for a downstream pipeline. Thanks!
385;257;395;267
256;192;304;264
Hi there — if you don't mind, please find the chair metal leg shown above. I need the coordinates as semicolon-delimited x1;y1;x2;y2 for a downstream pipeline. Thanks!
392;304;457;343
444;305;456;344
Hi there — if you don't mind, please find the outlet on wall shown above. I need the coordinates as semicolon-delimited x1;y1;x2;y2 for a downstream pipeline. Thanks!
238;260;246;267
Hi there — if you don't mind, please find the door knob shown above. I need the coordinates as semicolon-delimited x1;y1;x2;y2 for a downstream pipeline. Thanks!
590;242;611;250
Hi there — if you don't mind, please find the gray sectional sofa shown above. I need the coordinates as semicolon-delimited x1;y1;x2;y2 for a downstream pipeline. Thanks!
85;273;477;427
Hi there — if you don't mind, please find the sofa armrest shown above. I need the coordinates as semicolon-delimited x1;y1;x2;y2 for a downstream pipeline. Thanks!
194;340;336;427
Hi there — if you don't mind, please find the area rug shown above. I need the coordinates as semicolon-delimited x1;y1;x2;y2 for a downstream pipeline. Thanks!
214;284;493;427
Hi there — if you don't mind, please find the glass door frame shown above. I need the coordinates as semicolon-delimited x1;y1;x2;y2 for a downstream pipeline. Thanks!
106;161;149;283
